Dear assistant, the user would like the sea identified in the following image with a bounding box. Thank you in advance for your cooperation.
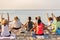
[0,9,60,25]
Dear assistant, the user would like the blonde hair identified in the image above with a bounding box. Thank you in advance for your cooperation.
[37,16,41,20]
[1,19,8,26]
[14,16,19,21]
[14,16,18,21]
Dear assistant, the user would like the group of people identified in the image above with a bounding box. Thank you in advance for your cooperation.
[0,13,22,37]
[0,13,60,38]
[46,13,60,34]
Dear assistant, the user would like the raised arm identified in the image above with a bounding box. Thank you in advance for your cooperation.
[7,13,9,25]
[51,13,57,21]
[1,13,3,21]
[24,21,28,28]
[46,13,50,22]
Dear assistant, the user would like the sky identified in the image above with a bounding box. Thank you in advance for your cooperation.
[0,0,60,9]
[0,0,60,24]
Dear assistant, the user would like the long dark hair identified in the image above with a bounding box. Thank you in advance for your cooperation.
[38,16,41,25]
[38,19,41,25]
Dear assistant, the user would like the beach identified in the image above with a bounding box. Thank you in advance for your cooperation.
[0,10,60,40]
[0,0,60,40]
[15,30,60,40]
[10,27,60,40]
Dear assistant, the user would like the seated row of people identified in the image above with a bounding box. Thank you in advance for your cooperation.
[0,13,60,37]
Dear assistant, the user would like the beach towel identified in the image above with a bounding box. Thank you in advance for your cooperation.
[0,33,16,40]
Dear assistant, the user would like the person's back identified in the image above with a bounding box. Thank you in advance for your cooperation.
[55,21,60,34]
[27,21,33,31]
[51,16,59,33]
[31,16,50,38]
[56,16,60,28]
[56,21,60,28]
[1,19,10,37]
[1,25,10,37]
[12,16,22,29]
[25,16,34,31]
[12,20,22,28]
[35,16,44,35]
[36,22,44,35]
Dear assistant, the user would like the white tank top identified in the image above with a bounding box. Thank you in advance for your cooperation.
[1,25,10,37]
[12,20,22,28]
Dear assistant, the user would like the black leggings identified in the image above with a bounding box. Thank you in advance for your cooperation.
[12,27,21,30]
[35,34,44,36]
